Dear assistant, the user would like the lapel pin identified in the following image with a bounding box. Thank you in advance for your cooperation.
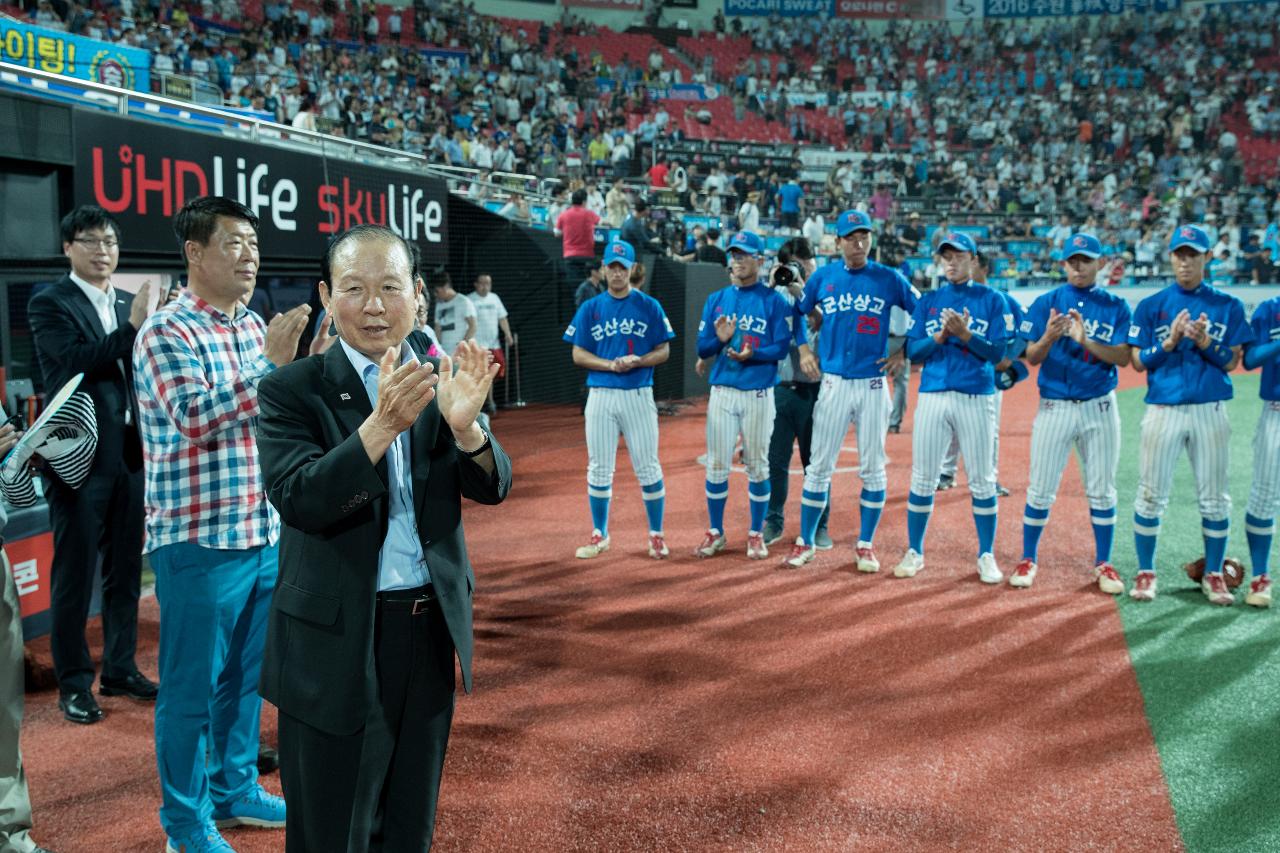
[340,393,351,401]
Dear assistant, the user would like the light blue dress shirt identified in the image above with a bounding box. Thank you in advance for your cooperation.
[339,340,430,592]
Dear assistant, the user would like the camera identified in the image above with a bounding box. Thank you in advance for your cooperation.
[772,261,806,288]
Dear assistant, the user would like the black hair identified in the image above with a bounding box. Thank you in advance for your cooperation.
[428,268,452,290]
[975,251,990,271]
[60,205,121,245]
[173,196,259,267]
[706,227,721,242]
[777,236,815,264]
[633,198,649,212]
[321,224,418,284]
[571,188,588,205]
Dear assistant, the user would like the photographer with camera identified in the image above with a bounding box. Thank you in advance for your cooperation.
[762,238,826,549]
[620,198,668,257]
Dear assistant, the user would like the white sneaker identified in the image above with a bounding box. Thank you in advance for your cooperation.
[647,533,669,560]
[575,530,610,559]
[977,553,1003,584]
[1246,576,1272,608]
[855,542,880,573]
[746,532,768,560]
[893,549,924,578]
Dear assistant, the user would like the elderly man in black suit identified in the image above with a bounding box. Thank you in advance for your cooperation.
[256,224,512,852]
[27,205,160,725]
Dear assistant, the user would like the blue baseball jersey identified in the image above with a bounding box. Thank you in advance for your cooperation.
[697,282,793,391]
[1000,290,1028,359]
[1019,283,1133,400]
[907,281,1013,395]
[798,260,917,379]
[1126,283,1252,405]
[1249,295,1280,401]
[564,289,675,389]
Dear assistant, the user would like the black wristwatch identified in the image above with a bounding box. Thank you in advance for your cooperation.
[457,431,491,458]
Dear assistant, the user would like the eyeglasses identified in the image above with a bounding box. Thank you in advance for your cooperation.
[73,237,120,250]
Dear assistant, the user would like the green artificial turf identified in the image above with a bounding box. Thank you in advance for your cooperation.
[1111,373,1280,853]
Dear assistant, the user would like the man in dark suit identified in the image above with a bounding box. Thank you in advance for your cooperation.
[27,205,159,724]
[257,224,512,852]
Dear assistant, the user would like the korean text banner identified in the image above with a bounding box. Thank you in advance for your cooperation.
[834,0,945,17]
[725,0,835,16]
[73,111,449,265]
[983,0,1178,16]
[0,17,151,90]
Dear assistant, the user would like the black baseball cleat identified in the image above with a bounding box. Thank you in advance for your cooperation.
[937,474,955,491]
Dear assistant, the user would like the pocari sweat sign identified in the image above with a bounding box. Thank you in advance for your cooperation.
[725,0,835,15]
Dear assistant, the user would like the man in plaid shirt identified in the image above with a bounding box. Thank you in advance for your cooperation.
[133,196,310,853]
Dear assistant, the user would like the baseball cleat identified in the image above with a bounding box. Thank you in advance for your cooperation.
[814,529,834,550]
[893,549,924,578]
[1246,576,1272,608]
[575,531,610,559]
[695,529,727,558]
[783,538,815,568]
[1009,558,1037,588]
[1095,562,1124,595]
[937,474,955,491]
[995,483,1010,498]
[977,553,1003,584]
[1201,573,1234,606]
[647,533,669,560]
[1129,571,1157,601]
[855,544,880,573]
[746,532,769,560]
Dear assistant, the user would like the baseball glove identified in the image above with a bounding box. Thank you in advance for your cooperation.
[1183,556,1246,589]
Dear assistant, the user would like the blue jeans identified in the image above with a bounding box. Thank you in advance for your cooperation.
[151,542,278,838]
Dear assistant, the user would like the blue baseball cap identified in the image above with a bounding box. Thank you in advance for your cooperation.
[602,240,635,269]
[1169,224,1211,254]
[937,231,977,255]
[995,360,1030,392]
[836,209,874,237]
[1063,232,1103,259]
[728,230,764,257]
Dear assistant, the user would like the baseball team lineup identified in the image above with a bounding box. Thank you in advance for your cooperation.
[563,213,1280,609]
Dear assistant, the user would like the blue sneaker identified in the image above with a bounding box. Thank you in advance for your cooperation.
[212,785,286,829]
[165,823,235,852]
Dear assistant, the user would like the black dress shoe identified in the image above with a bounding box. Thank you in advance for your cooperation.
[100,671,159,701]
[58,690,105,724]
[258,746,280,774]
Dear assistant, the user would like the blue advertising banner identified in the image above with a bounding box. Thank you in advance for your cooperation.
[983,0,1178,16]
[0,17,151,90]
[725,0,835,16]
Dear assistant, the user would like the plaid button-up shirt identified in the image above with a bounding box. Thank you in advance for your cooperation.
[133,290,280,553]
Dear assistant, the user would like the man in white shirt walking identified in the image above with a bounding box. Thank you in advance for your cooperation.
[431,270,476,357]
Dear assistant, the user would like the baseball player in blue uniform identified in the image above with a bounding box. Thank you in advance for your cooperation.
[1014,233,1133,591]
[696,230,794,560]
[784,210,918,570]
[897,231,1013,584]
[937,252,1025,496]
[564,240,676,560]
[1242,293,1280,607]
[1127,224,1253,605]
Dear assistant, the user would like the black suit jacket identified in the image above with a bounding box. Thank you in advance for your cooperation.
[256,342,512,736]
[27,275,141,477]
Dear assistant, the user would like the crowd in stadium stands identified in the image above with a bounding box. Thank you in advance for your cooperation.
[16,0,1280,283]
